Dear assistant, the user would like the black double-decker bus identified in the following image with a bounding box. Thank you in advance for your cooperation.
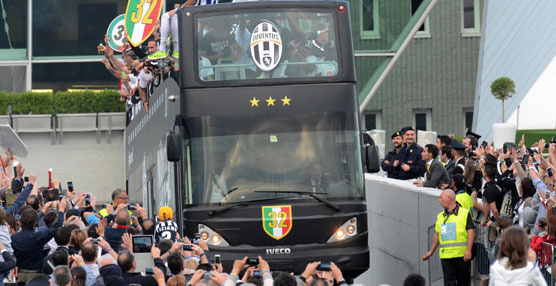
[158,0,367,280]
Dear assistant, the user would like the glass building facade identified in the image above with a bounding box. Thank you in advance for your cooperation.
[0,0,208,92]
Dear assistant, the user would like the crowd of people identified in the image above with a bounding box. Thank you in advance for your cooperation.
[101,0,339,125]
[0,150,354,286]
[381,126,556,285]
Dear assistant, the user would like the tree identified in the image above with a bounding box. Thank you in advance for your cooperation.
[490,77,515,123]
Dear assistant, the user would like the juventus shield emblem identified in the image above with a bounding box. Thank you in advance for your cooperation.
[250,21,283,72]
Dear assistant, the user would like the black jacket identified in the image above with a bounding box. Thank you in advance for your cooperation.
[381,149,401,179]
[0,251,16,274]
[100,264,128,286]
[11,211,64,271]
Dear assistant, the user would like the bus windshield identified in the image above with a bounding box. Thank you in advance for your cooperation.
[187,130,363,206]
[197,10,338,81]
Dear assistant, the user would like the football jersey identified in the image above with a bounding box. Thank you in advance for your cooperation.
[154,220,179,242]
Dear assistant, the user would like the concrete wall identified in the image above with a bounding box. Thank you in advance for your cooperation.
[13,129,125,204]
[355,174,444,286]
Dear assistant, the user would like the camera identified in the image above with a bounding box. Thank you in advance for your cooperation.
[128,204,136,211]
[253,270,261,277]
[317,263,331,271]
[58,194,64,201]
[247,257,258,265]
[85,194,91,206]
[24,176,29,182]
[145,268,154,275]
[158,59,171,68]
[203,271,211,279]
[92,238,99,244]
[182,244,193,251]
[214,254,221,264]
[67,182,73,192]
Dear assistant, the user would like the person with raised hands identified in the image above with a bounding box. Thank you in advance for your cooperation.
[12,196,66,283]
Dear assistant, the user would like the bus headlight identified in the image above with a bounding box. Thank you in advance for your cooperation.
[211,234,222,245]
[327,217,357,243]
[198,224,230,247]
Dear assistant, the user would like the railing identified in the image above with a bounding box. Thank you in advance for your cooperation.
[471,223,491,280]
[0,113,125,144]
[540,242,555,286]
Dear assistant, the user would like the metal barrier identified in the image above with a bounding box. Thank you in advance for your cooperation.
[427,225,443,285]
[471,223,491,280]
[539,242,555,286]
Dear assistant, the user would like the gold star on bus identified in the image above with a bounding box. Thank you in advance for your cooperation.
[281,96,291,106]
[250,97,260,107]
[266,96,276,106]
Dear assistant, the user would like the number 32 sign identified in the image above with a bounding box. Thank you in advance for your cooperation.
[107,14,126,52]
[125,0,163,47]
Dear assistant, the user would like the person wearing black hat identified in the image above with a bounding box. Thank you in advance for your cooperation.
[451,174,473,211]
[381,131,403,179]
[399,127,425,180]
[451,140,467,175]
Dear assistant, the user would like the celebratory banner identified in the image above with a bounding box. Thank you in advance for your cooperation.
[107,14,126,52]
[125,0,163,47]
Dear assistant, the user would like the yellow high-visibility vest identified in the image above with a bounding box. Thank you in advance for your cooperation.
[435,206,470,259]
[455,190,473,212]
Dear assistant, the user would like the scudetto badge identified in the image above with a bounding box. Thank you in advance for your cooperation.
[250,21,283,72]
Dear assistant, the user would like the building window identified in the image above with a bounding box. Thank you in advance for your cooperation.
[0,0,28,60]
[32,1,121,57]
[360,0,380,39]
[461,0,481,36]
[464,109,473,134]
[364,112,382,130]
[413,109,431,131]
[411,0,430,38]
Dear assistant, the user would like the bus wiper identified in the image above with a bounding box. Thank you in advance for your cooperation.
[208,196,292,216]
[226,187,239,195]
[255,190,342,212]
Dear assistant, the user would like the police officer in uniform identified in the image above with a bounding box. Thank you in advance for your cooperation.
[398,127,425,180]
[423,189,475,286]
[451,139,467,175]
[381,131,403,178]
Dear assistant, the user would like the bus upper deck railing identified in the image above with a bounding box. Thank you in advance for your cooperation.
[202,60,339,80]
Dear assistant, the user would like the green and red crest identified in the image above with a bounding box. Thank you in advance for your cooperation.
[262,205,292,240]
[125,0,163,47]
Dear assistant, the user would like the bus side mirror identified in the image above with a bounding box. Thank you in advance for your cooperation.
[365,145,380,173]
[167,133,182,162]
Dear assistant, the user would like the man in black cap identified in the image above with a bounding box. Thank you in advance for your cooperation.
[381,131,403,179]
[399,127,425,180]
[451,140,467,175]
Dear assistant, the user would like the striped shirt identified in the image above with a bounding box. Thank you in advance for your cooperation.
[154,220,179,242]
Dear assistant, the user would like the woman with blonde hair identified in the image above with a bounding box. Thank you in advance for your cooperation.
[489,226,545,285]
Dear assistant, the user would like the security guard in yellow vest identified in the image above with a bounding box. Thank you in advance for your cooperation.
[423,189,475,286]
[451,174,474,212]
